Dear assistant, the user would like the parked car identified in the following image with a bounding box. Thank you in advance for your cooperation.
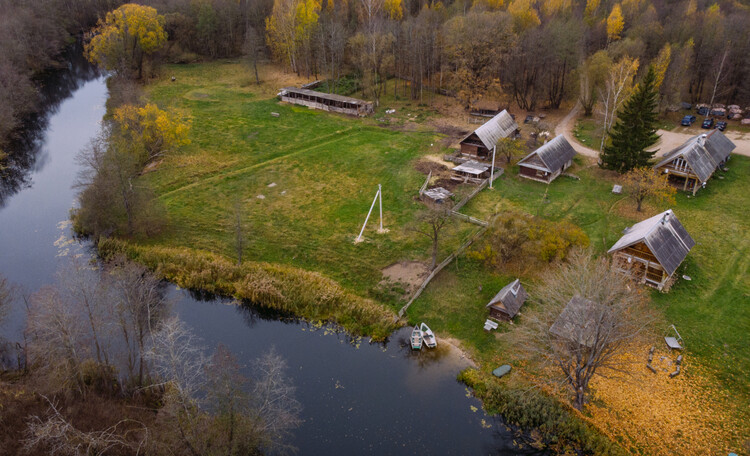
[702,118,714,129]
[710,108,726,117]
[715,121,727,131]
[681,115,697,126]
[697,106,709,116]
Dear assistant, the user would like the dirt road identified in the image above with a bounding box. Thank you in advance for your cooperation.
[556,103,750,158]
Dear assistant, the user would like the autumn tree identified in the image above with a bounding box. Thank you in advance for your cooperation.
[496,137,525,164]
[85,4,168,79]
[507,0,540,33]
[266,0,322,75]
[623,167,676,212]
[113,103,191,162]
[597,56,639,153]
[515,249,655,411]
[602,66,660,173]
[606,3,624,44]
[411,207,453,270]
[579,50,612,117]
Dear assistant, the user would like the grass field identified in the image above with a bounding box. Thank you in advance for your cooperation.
[139,61,476,308]
[131,61,749,453]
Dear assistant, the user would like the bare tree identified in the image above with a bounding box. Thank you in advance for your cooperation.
[515,250,655,411]
[411,207,453,270]
[0,274,11,327]
[597,57,638,153]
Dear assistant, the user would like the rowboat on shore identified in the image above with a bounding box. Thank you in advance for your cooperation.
[420,322,437,348]
[411,325,423,350]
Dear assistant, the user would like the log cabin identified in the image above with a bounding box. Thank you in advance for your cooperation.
[652,130,735,195]
[459,110,519,161]
[486,279,528,321]
[607,209,694,291]
[278,87,374,116]
[518,135,577,184]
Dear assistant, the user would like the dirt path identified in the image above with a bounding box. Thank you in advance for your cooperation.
[555,102,601,158]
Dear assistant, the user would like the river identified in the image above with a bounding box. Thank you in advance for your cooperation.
[0,51,541,455]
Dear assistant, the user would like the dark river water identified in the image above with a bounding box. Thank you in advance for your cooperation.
[0,51,541,455]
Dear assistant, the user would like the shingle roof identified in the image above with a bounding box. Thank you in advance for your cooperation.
[549,296,598,347]
[607,209,695,276]
[486,279,528,318]
[519,135,577,173]
[280,87,372,106]
[463,110,518,150]
[654,131,735,182]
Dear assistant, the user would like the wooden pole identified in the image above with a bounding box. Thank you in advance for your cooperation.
[356,187,381,243]
[378,184,383,232]
[490,145,496,188]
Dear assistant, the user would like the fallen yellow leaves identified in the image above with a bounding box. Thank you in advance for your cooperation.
[585,345,748,455]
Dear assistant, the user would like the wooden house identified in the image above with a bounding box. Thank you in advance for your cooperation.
[653,130,735,195]
[451,160,491,184]
[459,110,519,161]
[607,209,694,290]
[518,135,577,184]
[278,87,374,117]
[486,279,528,321]
[549,295,598,347]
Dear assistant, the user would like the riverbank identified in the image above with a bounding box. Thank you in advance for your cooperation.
[95,60,749,455]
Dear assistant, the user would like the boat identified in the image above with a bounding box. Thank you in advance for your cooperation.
[420,322,437,348]
[410,325,423,350]
[492,364,512,378]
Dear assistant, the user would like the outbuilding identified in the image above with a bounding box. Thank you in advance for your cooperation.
[607,209,694,290]
[486,279,528,321]
[653,130,735,195]
[451,160,491,184]
[278,87,374,116]
[517,135,577,184]
[459,110,519,161]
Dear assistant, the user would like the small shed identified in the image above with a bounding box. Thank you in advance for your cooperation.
[549,295,598,347]
[278,87,374,117]
[653,130,735,195]
[451,160,491,184]
[608,209,695,290]
[470,100,502,118]
[459,110,519,161]
[422,187,454,204]
[486,279,528,321]
[518,135,577,184]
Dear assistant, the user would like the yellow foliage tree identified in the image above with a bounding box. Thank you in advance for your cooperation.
[652,43,671,89]
[622,167,676,212]
[267,0,321,73]
[472,0,504,10]
[541,0,571,17]
[113,103,191,161]
[508,0,540,32]
[606,3,624,42]
[584,0,600,24]
[384,0,403,20]
[85,4,167,79]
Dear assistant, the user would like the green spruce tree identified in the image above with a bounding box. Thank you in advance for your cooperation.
[601,65,661,173]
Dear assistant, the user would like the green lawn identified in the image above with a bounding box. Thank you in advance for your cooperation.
[139,61,475,307]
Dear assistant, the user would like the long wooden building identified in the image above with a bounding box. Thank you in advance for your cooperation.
[607,209,694,290]
[653,130,735,195]
[278,87,374,117]
[486,279,528,321]
[517,135,577,184]
[459,110,519,161]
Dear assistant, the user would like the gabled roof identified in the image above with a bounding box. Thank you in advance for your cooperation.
[654,130,735,182]
[549,295,598,347]
[607,209,695,276]
[519,135,577,173]
[452,160,490,175]
[461,110,518,150]
[280,87,372,106]
[486,279,528,318]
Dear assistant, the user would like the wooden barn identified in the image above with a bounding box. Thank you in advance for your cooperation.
[608,209,694,290]
[653,130,735,195]
[451,160,491,184]
[459,110,519,161]
[549,295,598,347]
[486,279,528,321]
[518,135,577,184]
[278,87,374,117]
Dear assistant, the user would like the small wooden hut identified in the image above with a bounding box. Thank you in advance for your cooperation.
[421,187,454,205]
[451,160,491,184]
[607,209,694,290]
[653,130,735,195]
[549,295,598,347]
[459,110,519,161]
[470,100,502,118]
[518,135,577,184]
[278,87,374,116]
[486,279,528,321]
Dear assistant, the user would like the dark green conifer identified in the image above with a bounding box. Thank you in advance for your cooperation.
[601,65,660,173]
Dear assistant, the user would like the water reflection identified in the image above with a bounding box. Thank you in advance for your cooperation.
[0,43,99,208]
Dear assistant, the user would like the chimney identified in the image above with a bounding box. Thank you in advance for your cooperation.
[661,211,670,225]
[697,134,707,147]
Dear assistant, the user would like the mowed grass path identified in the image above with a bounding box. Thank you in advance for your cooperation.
[139,62,475,304]
[411,157,750,402]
